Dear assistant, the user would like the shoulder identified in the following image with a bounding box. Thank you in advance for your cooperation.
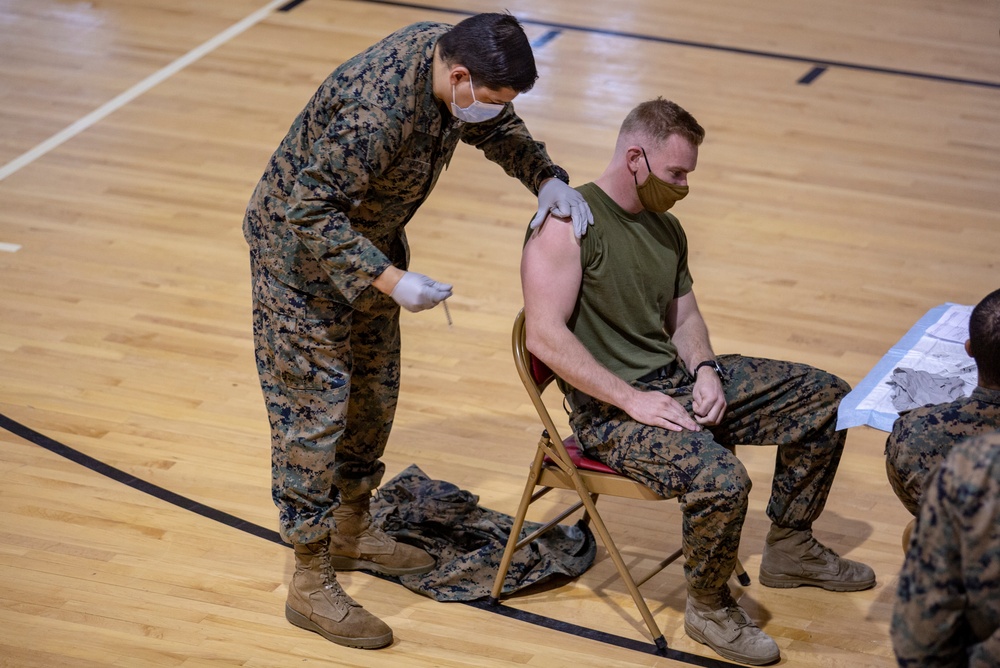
[385,22,450,42]
[334,23,441,85]
[662,210,686,235]
[896,395,981,426]
[943,431,1000,477]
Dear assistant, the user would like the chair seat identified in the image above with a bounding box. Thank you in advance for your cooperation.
[544,435,618,474]
[541,436,664,500]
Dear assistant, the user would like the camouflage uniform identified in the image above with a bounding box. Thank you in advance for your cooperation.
[891,430,1000,667]
[884,386,1000,516]
[245,22,566,544]
[569,355,849,592]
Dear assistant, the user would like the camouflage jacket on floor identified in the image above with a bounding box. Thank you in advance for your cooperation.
[371,464,595,601]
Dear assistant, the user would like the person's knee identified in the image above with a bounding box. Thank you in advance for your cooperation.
[689,454,751,513]
[814,371,850,402]
[724,460,752,508]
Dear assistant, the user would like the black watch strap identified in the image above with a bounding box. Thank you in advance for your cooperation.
[535,164,570,192]
[694,359,724,380]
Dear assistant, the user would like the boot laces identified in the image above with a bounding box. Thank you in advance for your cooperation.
[319,548,359,607]
[720,590,755,629]
[802,531,839,563]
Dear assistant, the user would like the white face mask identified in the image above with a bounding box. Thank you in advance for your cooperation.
[450,76,505,123]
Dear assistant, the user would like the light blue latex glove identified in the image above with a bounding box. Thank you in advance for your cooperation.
[529,177,594,238]
[390,271,453,312]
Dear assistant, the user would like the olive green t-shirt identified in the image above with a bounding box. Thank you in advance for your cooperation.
[550,182,693,384]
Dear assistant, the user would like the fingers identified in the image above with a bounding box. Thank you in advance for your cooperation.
[548,202,571,218]
[391,272,453,312]
[418,275,452,308]
[572,201,594,238]
[692,386,727,426]
[628,389,704,432]
[427,281,452,304]
[665,413,701,432]
[528,208,546,230]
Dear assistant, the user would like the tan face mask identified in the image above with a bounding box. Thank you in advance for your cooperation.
[634,147,689,212]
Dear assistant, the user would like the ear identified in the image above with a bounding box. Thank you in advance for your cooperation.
[448,65,470,86]
[625,146,644,173]
[965,339,973,356]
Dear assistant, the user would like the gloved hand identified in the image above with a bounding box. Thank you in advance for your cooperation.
[529,177,594,238]
[390,271,453,313]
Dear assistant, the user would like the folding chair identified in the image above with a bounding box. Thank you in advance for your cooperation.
[489,309,748,653]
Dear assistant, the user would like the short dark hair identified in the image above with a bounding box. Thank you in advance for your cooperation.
[436,12,538,92]
[969,288,1000,386]
[620,97,705,147]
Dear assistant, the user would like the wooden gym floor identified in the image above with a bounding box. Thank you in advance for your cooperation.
[0,0,998,665]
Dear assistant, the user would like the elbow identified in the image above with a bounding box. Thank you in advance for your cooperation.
[523,322,551,364]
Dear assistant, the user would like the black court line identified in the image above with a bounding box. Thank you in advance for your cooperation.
[0,413,284,545]
[327,0,1000,91]
[798,65,829,85]
[530,29,562,50]
[278,0,310,11]
[0,411,740,667]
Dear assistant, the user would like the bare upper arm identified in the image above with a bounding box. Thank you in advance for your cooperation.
[520,213,583,339]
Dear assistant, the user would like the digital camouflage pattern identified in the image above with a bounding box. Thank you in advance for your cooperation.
[252,257,400,544]
[244,21,565,303]
[567,353,849,592]
[885,386,1000,516]
[245,22,566,544]
[892,430,1000,667]
[370,464,596,601]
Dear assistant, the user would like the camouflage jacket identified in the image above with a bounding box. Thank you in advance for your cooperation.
[243,22,566,304]
[892,431,1000,666]
[885,386,1000,513]
[370,464,595,602]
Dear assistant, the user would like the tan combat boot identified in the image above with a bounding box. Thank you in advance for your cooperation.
[685,586,780,665]
[285,539,394,649]
[329,493,435,576]
[759,525,876,591]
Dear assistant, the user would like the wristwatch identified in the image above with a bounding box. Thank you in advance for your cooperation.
[535,164,570,191]
[694,359,724,381]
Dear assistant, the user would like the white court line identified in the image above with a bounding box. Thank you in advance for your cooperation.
[0,0,289,182]
[0,242,22,253]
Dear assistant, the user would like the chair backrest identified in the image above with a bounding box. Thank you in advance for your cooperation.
[512,309,624,476]
[513,310,556,386]
[513,308,666,484]
[511,309,566,444]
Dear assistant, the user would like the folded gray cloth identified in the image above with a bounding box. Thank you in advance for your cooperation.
[370,464,596,602]
[889,367,966,412]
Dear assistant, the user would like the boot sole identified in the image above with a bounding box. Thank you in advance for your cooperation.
[684,620,780,665]
[285,605,393,649]
[758,569,876,592]
[330,555,435,577]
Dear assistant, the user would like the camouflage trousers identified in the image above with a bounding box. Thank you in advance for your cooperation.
[251,255,401,545]
[568,354,850,591]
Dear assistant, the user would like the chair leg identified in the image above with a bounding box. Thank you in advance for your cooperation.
[734,558,751,586]
[571,478,666,650]
[490,444,549,604]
